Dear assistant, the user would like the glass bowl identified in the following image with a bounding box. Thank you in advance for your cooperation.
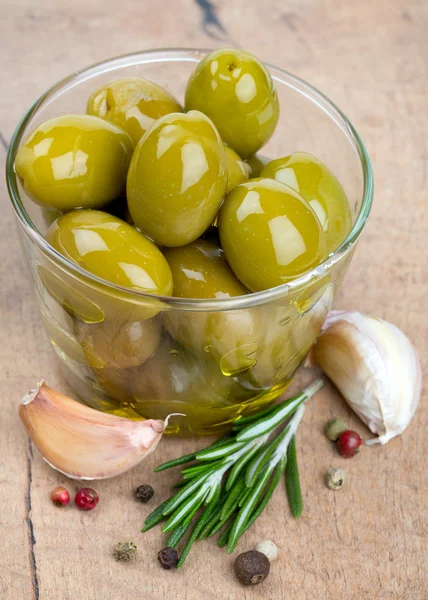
[6,48,373,435]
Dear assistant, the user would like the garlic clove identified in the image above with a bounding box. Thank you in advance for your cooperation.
[311,311,421,445]
[19,381,174,479]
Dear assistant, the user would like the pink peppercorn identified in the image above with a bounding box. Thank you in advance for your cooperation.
[50,486,70,507]
[75,488,99,510]
[337,430,362,458]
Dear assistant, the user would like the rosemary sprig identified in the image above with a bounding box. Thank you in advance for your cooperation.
[285,434,303,518]
[142,379,323,566]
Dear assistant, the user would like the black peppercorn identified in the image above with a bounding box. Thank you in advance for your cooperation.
[158,547,178,569]
[234,550,270,585]
[136,484,154,503]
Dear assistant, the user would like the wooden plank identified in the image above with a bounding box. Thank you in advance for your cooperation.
[0,0,427,598]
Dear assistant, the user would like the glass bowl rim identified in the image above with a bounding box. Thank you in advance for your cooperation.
[6,47,374,311]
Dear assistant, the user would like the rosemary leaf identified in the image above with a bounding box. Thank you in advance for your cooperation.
[218,500,240,531]
[154,433,234,472]
[285,434,302,518]
[166,501,201,548]
[196,440,246,461]
[204,480,221,505]
[226,457,287,552]
[225,439,264,491]
[245,426,289,487]
[166,521,189,549]
[181,459,225,480]
[236,380,323,442]
[227,456,288,551]
[176,501,218,568]
[162,486,209,533]
[221,477,246,520]
[154,451,198,473]
[238,484,253,507]
[173,480,187,489]
[198,490,228,537]
[227,464,275,553]
[218,520,234,547]
[162,471,212,516]
[198,510,222,539]
[231,401,282,429]
[181,463,214,477]
[243,455,287,533]
[209,512,236,537]
[141,499,171,532]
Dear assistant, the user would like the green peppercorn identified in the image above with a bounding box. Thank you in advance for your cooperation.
[113,541,137,561]
[324,417,347,441]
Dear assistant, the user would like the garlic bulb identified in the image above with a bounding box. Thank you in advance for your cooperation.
[19,381,176,479]
[311,311,421,445]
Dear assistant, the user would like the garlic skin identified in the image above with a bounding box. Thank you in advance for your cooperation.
[311,311,421,445]
[19,381,172,479]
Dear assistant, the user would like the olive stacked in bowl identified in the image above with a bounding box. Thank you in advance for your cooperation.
[15,49,352,434]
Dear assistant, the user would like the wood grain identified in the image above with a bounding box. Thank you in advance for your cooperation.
[1,0,427,598]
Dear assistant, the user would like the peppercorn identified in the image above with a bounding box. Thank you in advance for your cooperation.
[234,550,270,585]
[136,484,155,503]
[50,486,70,507]
[325,468,346,490]
[337,430,362,458]
[255,540,278,563]
[324,417,347,442]
[114,541,137,562]
[75,487,99,510]
[158,547,178,569]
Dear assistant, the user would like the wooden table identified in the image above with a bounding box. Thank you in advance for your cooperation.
[1,1,427,598]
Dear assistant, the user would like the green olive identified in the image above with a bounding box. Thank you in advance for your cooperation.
[218,178,328,292]
[127,111,227,247]
[87,389,142,419]
[212,145,249,225]
[57,345,140,416]
[45,210,173,321]
[225,146,251,192]
[261,152,352,253]
[185,49,279,158]
[245,154,270,177]
[162,239,263,375]
[76,317,161,369]
[164,238,245,299]
[92,366,135,405]
[247,285,333,387]
[87,77,182,145]
[41,312,88,365]
[42,208,62,228]
[130,337,233,430]
[39,265,106,324]
[15,115,133,211]
[103,195,129,222]
[47,210,172,295]
[244,301,296,388]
